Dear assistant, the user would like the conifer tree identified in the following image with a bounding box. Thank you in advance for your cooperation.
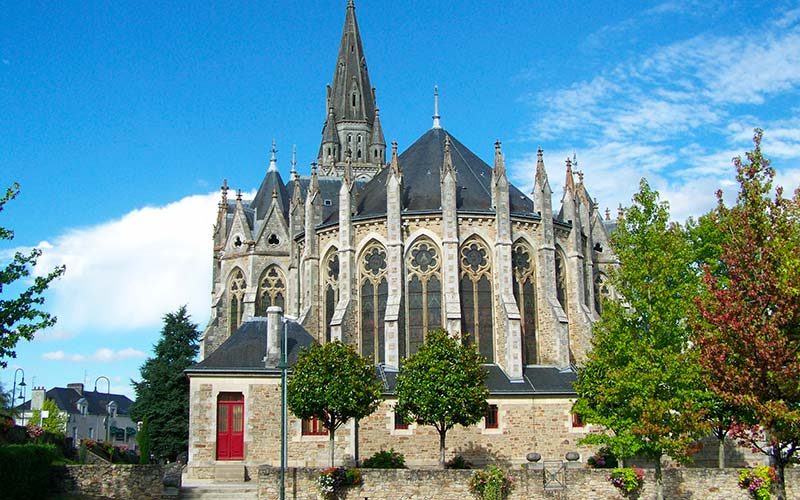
[694,129,800,498]
[130,306,199,461]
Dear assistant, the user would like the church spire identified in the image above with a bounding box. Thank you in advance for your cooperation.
[330,0,375,124]
[268,138,278,172]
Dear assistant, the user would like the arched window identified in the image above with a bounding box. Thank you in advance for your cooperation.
[582,235,591,307]
[323,250,339,343]
[228,269,246,335]
[512,242,537,365]
[554,248,568,314]
[594,272,611,314]
[405,238,442,356]
[256,266,285,316]
[360,242,388,363]
[460,238,494,362]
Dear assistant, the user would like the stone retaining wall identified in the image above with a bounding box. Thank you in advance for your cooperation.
[258,466,799,500]
[50,464,181,500]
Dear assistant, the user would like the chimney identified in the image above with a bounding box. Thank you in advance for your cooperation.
[32,387,46,411]
[67,383,84,395]
[265,306,284,367]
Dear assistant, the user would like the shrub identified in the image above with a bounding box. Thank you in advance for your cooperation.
[0,444,58,500]
[738,466,776,500]
[362,448,406,468]
[608,466,645,496]
[468,465,515,500]
[587,446,618,469]
[446,454,472,469]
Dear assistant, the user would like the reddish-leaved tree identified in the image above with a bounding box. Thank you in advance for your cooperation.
[694,129,800,498]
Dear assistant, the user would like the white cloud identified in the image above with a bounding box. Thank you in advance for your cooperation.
[513,5,800,222]
[31,192,220,334]
[41,347,146,363]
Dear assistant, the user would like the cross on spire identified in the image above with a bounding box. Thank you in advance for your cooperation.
[432,85,442,129]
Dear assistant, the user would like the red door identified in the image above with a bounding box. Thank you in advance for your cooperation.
[216,393,244,460]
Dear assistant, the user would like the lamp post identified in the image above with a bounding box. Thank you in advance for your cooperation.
[94,376,111,441]
[12,368,26,425]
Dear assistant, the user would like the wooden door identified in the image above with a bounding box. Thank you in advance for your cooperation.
[216,393,244,460]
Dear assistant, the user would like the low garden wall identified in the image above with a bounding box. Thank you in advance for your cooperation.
[50,463,182,500]
[258,466,799,500]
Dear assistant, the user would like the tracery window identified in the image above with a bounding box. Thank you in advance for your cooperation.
[582,235,591,307]
[459,238,494,362]
[228,269,246,335]
[323,250,339,343]
[512,242,537,365]
[360,242,388,363]
[554,248,568,314]
[594,272,611,314]
[256,266,285,316]
[405,238,442,356]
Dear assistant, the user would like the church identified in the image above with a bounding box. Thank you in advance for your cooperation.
[186,0,618,478]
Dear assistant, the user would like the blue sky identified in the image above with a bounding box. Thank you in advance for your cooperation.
[2,0,799,399]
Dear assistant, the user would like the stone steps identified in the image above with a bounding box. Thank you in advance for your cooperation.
[180,483,258,500]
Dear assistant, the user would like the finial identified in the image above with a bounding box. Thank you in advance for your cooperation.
[605,207,611,220]
[236,189,242,201]
[537,147,543,161]
[432,85,442,129]
[577,171,584,184]
[618,203,624,220]
[268,139,278,172]
[390,140,400,175]
[494,139,505,177]
[573,152,578,170]
[311,161,318,175]
[347,0,355,8]
[564,158,575,192]
[221,179,229,197]
[593,197,599,214]
[290,144,298,180]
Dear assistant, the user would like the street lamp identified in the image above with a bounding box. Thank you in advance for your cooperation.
[12,368,26,426]
[94,376,111,441]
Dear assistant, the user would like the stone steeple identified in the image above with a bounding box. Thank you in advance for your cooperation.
[319,0,384,179]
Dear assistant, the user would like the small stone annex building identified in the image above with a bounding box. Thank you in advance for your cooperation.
[186,1,620,478]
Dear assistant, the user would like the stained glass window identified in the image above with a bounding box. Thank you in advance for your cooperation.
[360,243,388,363]
[460,239,494,362]
[256,266,286,316]
[512,243,537,364]
[228,269,246,335]
[405,239,443,356]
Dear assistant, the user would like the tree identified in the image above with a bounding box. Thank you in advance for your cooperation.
[130,305,199,461]
[287,340,382,467]
[1,183,65,367]
[30,399,67,436]
[395,329,489,468]
[694,129,800,498]
[574,180,709,500]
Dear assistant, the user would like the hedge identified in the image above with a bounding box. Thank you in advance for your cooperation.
[0,444,59,500]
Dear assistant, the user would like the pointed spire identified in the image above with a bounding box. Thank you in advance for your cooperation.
[371,106,385,146]
[493,139,506,177]
[310,162,320,194]
[268,138,278,172]
[534,147,547,184]
[442,135,455,179]
[432,85,442,129]
[290,144,298,181]
[291,173,302,206]
[330,0,375,123]
[564,157,575,193]
[220,178,229,206]
[390,140,401,176]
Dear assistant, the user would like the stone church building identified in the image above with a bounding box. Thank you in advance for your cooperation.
[187,1,619,478]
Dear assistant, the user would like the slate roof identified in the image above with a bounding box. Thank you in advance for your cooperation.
[357,128,535,217]
[251,169,290,221]
[19,387,133,416]
[187,317,316,374]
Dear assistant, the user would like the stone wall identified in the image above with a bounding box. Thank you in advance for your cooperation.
[258,466,799,500]
[50,464,179,500]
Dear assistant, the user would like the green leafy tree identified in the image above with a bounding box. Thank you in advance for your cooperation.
[694,129,800,498]
[287,340,382,467]
[30,399,67,436]
[574,180,708,500]
[130,306,199,461]
[1,183,65,367]
[395,329,489,468]
[137,418,151,464]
